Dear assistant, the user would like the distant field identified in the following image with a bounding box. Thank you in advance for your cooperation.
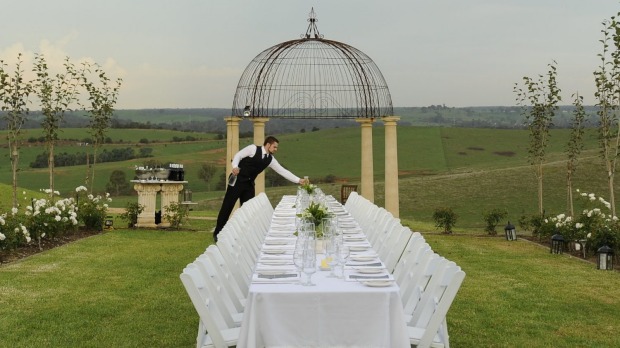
[3,128,217,143]
[0,126,614,231]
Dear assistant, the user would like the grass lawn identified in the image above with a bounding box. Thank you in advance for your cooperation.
[2,224,619,347]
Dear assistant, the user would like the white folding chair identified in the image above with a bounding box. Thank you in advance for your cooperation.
[401,254,447,315]
[343,191,361,213]
[180,265,240,348]
[382,226,413,273]
[214,236,252,295]
[407,265,466,348]
[193,257,244,327]
[204,245,248,307]
[368,209,398,248]
[392,239,431,286]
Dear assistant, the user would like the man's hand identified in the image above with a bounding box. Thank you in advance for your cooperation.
[232,167,240,175]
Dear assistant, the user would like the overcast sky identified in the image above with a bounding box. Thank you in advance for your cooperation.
[1,0,619,109]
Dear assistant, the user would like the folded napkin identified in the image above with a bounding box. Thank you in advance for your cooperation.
[346,261,383,267]
[256,255,293,265]
[252,272,299,283]
[348,274,390,279]
[259,254,291,260]
[349,252,379,258]
[268,233,295,239]
[344,242,372,248]
[270,222,296,228]
[271,218,295,225]
[264,238,295,246]
[347,274,393,280]
[263,244,295,251]
[255,264,297,272]
[341,228,363,234]
[343,236,366,242]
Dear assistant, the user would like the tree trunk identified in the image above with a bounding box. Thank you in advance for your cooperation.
[85,151,90,189]
[608,168,616,216]
[537,163,544,215]
[567,167,574,217]
[90,145,99,194]
[11,147,19,208]
[48,143,55,202]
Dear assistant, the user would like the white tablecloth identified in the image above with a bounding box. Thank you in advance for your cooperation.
[237,196,409,348]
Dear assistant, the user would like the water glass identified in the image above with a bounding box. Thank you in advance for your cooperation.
[293,241,305,284]
[302,246,317,286]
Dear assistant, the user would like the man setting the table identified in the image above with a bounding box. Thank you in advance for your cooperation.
[213,135,308,242]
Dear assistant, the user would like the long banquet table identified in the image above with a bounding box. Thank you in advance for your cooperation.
[237,195,409,348]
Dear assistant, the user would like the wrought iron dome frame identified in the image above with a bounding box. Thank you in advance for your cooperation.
[231,9,393,119]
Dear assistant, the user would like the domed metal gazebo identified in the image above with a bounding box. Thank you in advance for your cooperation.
[224,9,400,216]
[231,10,393,119]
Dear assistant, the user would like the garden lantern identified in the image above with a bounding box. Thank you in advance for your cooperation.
[104,216,114,229]
[183,189,193,202]
[597,245,614,270]
[550,234,564,254]
[504,221,517,241]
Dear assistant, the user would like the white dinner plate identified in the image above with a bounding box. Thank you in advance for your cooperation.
[344,237,365,242]
[265,240,291,245]
[349,246,369,252]
[362,280,394,287]
[355,267,384,274]
[351,255,377,262]
[263,250,286,255]
[260,260,291,265]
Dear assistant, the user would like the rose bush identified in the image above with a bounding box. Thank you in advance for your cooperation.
[0,186,110,261]
[536,189,620,256]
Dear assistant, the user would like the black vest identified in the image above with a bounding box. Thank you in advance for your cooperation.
[238,145,272,182]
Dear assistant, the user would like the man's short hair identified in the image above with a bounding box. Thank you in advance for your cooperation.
[264,136,279,145]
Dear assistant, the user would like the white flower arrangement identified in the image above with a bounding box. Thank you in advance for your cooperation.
[300,182,318,195]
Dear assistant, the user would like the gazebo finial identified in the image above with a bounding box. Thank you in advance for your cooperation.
[304,7,323,39]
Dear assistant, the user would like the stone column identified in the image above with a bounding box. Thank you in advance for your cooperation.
[134,182,160,228]
[383,116,400,218]
[355,118,375,203]
[251,117,270,195]
[224,117,242,175]
[225,116,242,211]
[160,182,185,227]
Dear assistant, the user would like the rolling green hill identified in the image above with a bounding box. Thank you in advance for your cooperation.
[0,126,615,232]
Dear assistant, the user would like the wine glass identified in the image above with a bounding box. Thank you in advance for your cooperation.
[336,245,350,279]
[302,244,317,286]
[326,241,340,278]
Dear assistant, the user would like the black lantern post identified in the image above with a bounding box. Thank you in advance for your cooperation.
[550,234,564,254]
[597,245,614,270]
[104,216,114,229]
[504,221,517,241]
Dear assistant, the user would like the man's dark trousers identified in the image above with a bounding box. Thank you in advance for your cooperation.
[214,178,255,240]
